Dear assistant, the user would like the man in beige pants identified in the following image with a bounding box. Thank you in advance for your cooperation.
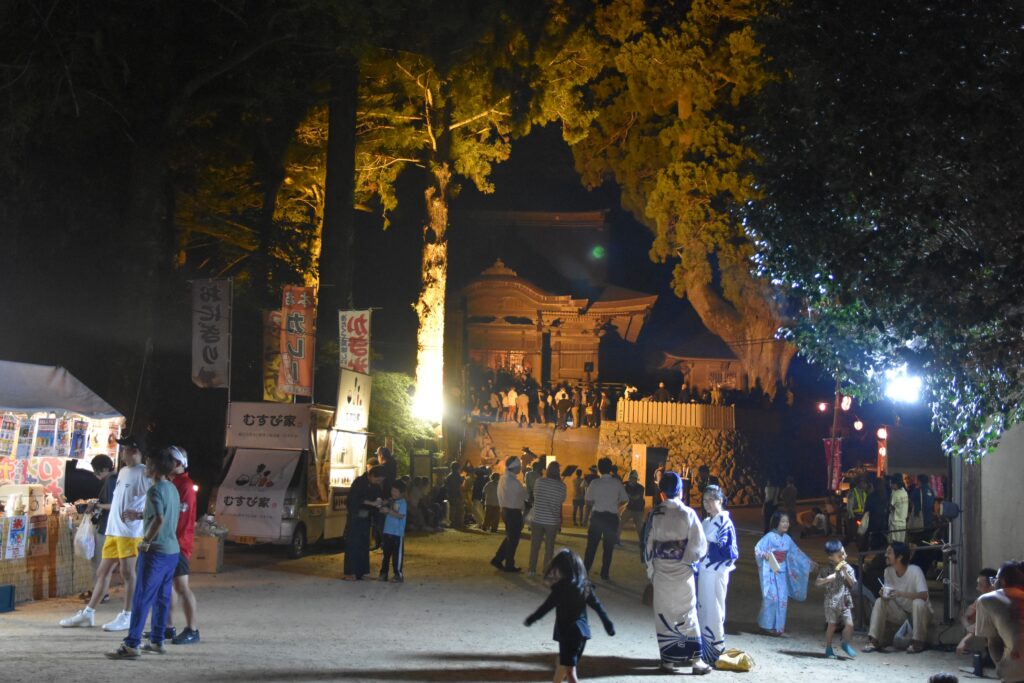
[865,541,931,653]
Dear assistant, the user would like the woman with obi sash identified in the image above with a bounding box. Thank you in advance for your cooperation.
[755,510,817,636]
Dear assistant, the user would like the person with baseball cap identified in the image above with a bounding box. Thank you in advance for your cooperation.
[160,446,200,644]
[61,433,150,632]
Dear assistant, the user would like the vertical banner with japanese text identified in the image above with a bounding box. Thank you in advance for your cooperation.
[279,285,316,397]
[338,310,371,374]
[191,278,232,388]
[262,310,293,403]
[823,438,843,491]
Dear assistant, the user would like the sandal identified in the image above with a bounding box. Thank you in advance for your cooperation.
[906,643,927,654]
[862,640,884,653]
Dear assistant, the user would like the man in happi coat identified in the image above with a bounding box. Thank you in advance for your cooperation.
[642,471,711,675]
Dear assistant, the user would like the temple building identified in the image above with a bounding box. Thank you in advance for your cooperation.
[448,259,657,384]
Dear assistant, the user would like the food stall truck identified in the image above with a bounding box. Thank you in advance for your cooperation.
[0,360,124,603]
[211,378,369,558]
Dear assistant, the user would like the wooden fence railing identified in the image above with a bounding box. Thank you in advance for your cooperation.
[614,401,736,429]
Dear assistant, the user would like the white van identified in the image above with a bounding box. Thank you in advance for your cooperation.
[209,402,367,558]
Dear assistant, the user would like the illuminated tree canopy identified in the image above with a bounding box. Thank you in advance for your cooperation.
[742,0,1024,459]
[540,0,795,395]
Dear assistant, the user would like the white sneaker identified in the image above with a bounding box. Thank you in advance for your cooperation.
[59,608,95,628]
[102,610,132,632]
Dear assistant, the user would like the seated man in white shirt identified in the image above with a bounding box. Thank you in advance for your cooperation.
[975,560,1024,683]
[865,541,932,653]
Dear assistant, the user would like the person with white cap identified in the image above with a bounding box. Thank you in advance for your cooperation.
[166,446,200,644]
[60,433,151,631]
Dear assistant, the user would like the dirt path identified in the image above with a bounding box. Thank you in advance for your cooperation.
[0,511,971,682]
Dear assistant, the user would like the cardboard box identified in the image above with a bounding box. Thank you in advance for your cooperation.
[191,535,223,573]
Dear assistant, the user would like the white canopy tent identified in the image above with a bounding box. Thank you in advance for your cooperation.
[0,360,122,420]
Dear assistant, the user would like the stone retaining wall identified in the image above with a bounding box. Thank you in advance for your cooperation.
[598,422,762,505]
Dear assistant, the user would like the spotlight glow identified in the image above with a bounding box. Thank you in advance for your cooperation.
[817,402,829,413]
[840,395,853,411]
[884,366,922,403]
[876,426,888,440]
[853,419,864,431]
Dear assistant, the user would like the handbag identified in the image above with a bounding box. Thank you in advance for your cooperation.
[857,510,870,536]
[716,649,755,672]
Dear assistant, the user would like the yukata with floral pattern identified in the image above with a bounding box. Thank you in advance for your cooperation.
[697,508,739,664]
[754,529,813,634]
[643,493,708,667]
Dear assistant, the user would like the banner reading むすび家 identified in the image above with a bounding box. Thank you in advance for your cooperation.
[278,285,316,397]
[214,448,301,538]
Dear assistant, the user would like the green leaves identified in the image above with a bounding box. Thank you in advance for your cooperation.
[744,0,1024,460]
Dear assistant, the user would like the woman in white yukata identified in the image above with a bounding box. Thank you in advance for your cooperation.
[696,484,739,666]
[643,471,711,675]
[755,510,816,636]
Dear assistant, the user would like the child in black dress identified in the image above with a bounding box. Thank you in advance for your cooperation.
[524,548,615,683]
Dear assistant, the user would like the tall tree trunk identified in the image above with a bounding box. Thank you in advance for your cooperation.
[412,163,451,422]
[121,135,170,431]
[684,266,796,396]
[315,58,358,404]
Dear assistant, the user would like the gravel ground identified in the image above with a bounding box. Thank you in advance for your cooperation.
[0,508,972,682]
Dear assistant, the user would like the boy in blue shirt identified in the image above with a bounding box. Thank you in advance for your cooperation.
[379,481,408,583]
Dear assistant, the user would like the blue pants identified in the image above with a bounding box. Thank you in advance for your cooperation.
[125,550,178,647]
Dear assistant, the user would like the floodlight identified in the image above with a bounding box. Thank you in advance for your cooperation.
[884,366,922,403]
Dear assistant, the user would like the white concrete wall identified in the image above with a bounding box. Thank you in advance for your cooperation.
[980,423,1024,569]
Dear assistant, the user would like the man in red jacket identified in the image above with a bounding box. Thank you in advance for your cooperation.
[167,446,200,644]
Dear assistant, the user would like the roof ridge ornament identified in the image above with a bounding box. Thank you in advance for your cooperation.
[482,259,517,277]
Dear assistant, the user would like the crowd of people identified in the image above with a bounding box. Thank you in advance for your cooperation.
[462,365,800,433]
[58,433,201,659]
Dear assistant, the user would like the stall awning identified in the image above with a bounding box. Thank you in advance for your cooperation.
[0,361,123,420]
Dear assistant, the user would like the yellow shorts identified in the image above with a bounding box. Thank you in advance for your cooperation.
[101,536,142,560]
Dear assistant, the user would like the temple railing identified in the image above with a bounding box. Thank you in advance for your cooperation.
[614,400,736,429]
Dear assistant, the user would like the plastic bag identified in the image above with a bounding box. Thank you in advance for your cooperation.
[716,649,755,672]
[892,619,913,650]
[74,516,95,560]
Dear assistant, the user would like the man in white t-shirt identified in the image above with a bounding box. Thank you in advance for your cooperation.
[60,434,151,632]
[975,561,1024,683]
[865,541,932,653]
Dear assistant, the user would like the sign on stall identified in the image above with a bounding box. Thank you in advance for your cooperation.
[334,369,370,432]
[4,515,27,560]
[225,403,311,451]
[0,457,66,497]
[214,449,301,538]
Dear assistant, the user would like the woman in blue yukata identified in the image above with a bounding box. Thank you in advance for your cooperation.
[696,484,739,665]
[643,471,711,675]
[754,510,817,636]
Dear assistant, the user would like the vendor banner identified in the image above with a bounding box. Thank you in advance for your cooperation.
[262,310,293,403]
[214,448,301,538]
[278,285,316,397]
[191,278,232,389]
[823,437,843,491]
[0,457,66,496]
[338,309,371,374]
[225,402,310,451]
